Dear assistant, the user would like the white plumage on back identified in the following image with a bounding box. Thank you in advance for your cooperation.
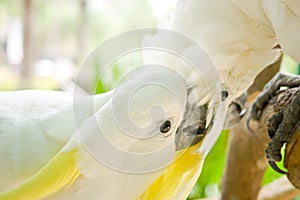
[170,0,284,99]
[262,0,300,62]
[0,90,74,190]
[0,90,112,196]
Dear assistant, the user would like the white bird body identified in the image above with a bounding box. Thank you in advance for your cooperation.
[168,0,300,101]
[0,68,193,199]
[0,90,119,199]
[0,90,75,190]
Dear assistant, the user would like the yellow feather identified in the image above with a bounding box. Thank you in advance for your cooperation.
[140,142,203,200]
[0,150,80,200]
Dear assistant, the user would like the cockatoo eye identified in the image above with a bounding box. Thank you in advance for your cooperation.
[160,120,172,134]
[221,90,229,101]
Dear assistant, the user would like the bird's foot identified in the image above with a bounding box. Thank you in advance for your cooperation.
[249,72,300,120]
[247,72,300,174]
[266,91,300,174]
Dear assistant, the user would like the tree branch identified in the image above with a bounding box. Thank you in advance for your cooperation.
[258,176,300,200]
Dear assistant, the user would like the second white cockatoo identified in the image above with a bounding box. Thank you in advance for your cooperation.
[144,0,300,174]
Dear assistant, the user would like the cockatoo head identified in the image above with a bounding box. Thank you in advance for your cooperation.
[140,28,229,157]
[101,65,189,153]
[110,64,224,160]
[75,64,225,173]
[74,29,227,173]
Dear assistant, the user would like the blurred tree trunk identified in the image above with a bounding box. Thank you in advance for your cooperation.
[21,0,33,88]
[77,0,87,64]
[76,0,96,92]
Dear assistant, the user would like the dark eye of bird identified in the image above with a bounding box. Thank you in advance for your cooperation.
[160,120,171,134]
[221,90,229,101]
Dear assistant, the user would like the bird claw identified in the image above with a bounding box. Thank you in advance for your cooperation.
[248,72,300,122]
[266,92,300,172]
[247,72,300,174]
[268,160,287,175]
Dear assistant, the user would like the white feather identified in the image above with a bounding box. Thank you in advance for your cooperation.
[0,90,111,192]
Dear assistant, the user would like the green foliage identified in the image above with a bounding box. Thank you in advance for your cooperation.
[0,0,21,16]
[94,51,144,94]
[281,55,300,75]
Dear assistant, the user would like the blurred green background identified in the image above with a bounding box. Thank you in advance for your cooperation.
[0,0,175,90]
[0,0,299,199]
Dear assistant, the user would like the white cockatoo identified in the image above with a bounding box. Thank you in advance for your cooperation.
[175,0,300,172]
[0,63,225,200]
[166,0,299,103]
[142,0,300,194]
[167,0,300,119]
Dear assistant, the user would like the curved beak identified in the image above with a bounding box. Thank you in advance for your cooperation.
[175,103,211,150]
[224,93,247,129]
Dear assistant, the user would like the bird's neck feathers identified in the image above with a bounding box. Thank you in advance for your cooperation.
[216,47,281,101]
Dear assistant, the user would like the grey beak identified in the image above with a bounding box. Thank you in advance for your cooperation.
[224,93,247,129]
[175,103,209,150]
